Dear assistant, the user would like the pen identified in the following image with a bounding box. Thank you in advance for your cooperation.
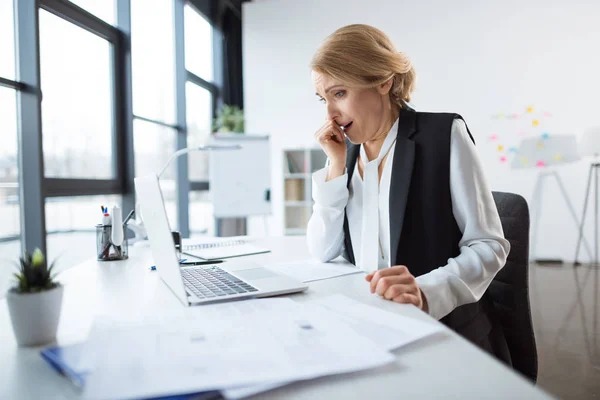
[149,258,189,271]
[122,208,135,227]
[181,260,224,266]
[149,259,223,271]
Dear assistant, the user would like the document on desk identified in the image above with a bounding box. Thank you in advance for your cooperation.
[221,294,444,400]
[182,236,270,260]
[264,258,363,283]
[82,298,395,400]
[308,294,443,350]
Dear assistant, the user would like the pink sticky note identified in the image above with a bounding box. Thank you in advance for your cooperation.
[543,111,552,117]
[500,156,507,163]
[490,134,498,141]
[536,160,546,167]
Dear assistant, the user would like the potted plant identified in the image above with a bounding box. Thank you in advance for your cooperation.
[213,104,245,133]
[6,249,63,347]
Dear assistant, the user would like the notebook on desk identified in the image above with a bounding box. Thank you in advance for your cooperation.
[40,343,221,400]
[182,238,271,261]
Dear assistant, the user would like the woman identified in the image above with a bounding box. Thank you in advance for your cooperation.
[307,24,511,360]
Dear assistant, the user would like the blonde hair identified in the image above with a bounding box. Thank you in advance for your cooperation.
[311,24,416,109]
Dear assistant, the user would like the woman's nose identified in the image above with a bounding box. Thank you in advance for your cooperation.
[326,103,340,122]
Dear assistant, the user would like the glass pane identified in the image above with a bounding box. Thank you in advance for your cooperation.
[186,82,212,181]
[69,0,116,25]
[131,0,176,124]
[0,0,16,79]
[133,119,178,229]
[45,195,121,272]
[184,4,213,81]
[39,10,114,179]
[0,87,21,296]
[189,190,214,237]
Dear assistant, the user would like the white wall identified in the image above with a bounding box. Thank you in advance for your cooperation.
[243,0,600,262]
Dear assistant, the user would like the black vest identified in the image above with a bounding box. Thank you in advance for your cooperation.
[342,108,494,344]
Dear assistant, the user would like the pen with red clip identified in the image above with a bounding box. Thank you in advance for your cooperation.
[99,206,112,258]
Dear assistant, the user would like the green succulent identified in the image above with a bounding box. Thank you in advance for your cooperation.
[13,248,59,293]
[212,104,245,133]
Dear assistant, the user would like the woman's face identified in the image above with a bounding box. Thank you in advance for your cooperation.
[312,70,393,144]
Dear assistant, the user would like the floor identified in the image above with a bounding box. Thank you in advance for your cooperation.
[531,262,600,399]
[1,235,599,399]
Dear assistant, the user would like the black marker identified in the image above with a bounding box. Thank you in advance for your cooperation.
[180,260,224,266]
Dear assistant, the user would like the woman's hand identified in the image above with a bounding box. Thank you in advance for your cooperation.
[365,265,429,312]
[314,120,347,179]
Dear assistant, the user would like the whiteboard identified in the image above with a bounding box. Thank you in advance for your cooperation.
[207,133,271,218]
[510,134,581,169]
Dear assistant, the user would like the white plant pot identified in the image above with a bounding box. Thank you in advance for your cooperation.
[6,285,64,347]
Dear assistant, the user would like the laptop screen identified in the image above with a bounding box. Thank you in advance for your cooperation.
[134,174,189,306]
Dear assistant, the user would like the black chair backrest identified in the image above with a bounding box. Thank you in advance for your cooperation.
[488,191,538,382]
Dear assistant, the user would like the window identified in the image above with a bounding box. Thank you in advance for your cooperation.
[131,0,180,230]
[189,190,214,236]
[68,0,116,25]
[131,0,176,123]
[184,3,218,237]
[0,0,15,80]
[186,82,212,181]
[133,119,178,229]
[184,4,213,81]
[0,87,20,259]
[39,10,114,179]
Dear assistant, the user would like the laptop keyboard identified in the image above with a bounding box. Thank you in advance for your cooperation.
[181,266,259,299]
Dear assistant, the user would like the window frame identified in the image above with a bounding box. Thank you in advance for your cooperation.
[13,0,134,254]
[185,1,220,191]
[9,0,238,252]
[39,0,128,198]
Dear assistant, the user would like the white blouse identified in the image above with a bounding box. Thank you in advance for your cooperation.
[306,118,510,320]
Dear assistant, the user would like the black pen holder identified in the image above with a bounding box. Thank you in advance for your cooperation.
[96,224,129,261]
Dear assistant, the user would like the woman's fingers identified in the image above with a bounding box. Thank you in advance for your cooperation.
[314,120,344,143]
[382,283,417,300]
[367,265,423,310]
[391,292,421,307]
[369,266,413,293]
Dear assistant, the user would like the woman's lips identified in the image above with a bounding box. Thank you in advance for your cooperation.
[341,121,353,131]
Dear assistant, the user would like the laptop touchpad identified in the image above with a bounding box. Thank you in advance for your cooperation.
[235,268,278,280]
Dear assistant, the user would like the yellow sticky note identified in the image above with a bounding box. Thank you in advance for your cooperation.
[554,154,563,161]
[526,106,534,113]
[521,157,528,164]
[497,145,504,152]
[532,119,539,127]
[536,141,544,149]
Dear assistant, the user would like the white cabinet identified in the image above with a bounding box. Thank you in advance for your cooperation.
[283,148,327,235]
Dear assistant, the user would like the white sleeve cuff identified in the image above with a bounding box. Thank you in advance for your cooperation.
[312,167,349,207]
[416,269,458,320]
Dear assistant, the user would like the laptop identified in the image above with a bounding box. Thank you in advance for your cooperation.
[135,174,308,306]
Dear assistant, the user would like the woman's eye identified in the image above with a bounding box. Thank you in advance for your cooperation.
[335,91,345,98]
[318,97,326,104]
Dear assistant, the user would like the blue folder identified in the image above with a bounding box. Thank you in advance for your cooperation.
[40,343,222,400]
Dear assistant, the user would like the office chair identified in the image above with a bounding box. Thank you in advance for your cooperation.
[487,191,538,382]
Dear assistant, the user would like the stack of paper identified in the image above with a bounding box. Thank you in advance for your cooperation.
[82,297,402,400]
[44,295,443,400]
[222,294,442,399]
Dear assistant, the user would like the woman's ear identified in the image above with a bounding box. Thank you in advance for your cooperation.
[378,76,394,96]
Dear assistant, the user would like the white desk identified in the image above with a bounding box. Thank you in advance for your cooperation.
[0,236,553,399]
